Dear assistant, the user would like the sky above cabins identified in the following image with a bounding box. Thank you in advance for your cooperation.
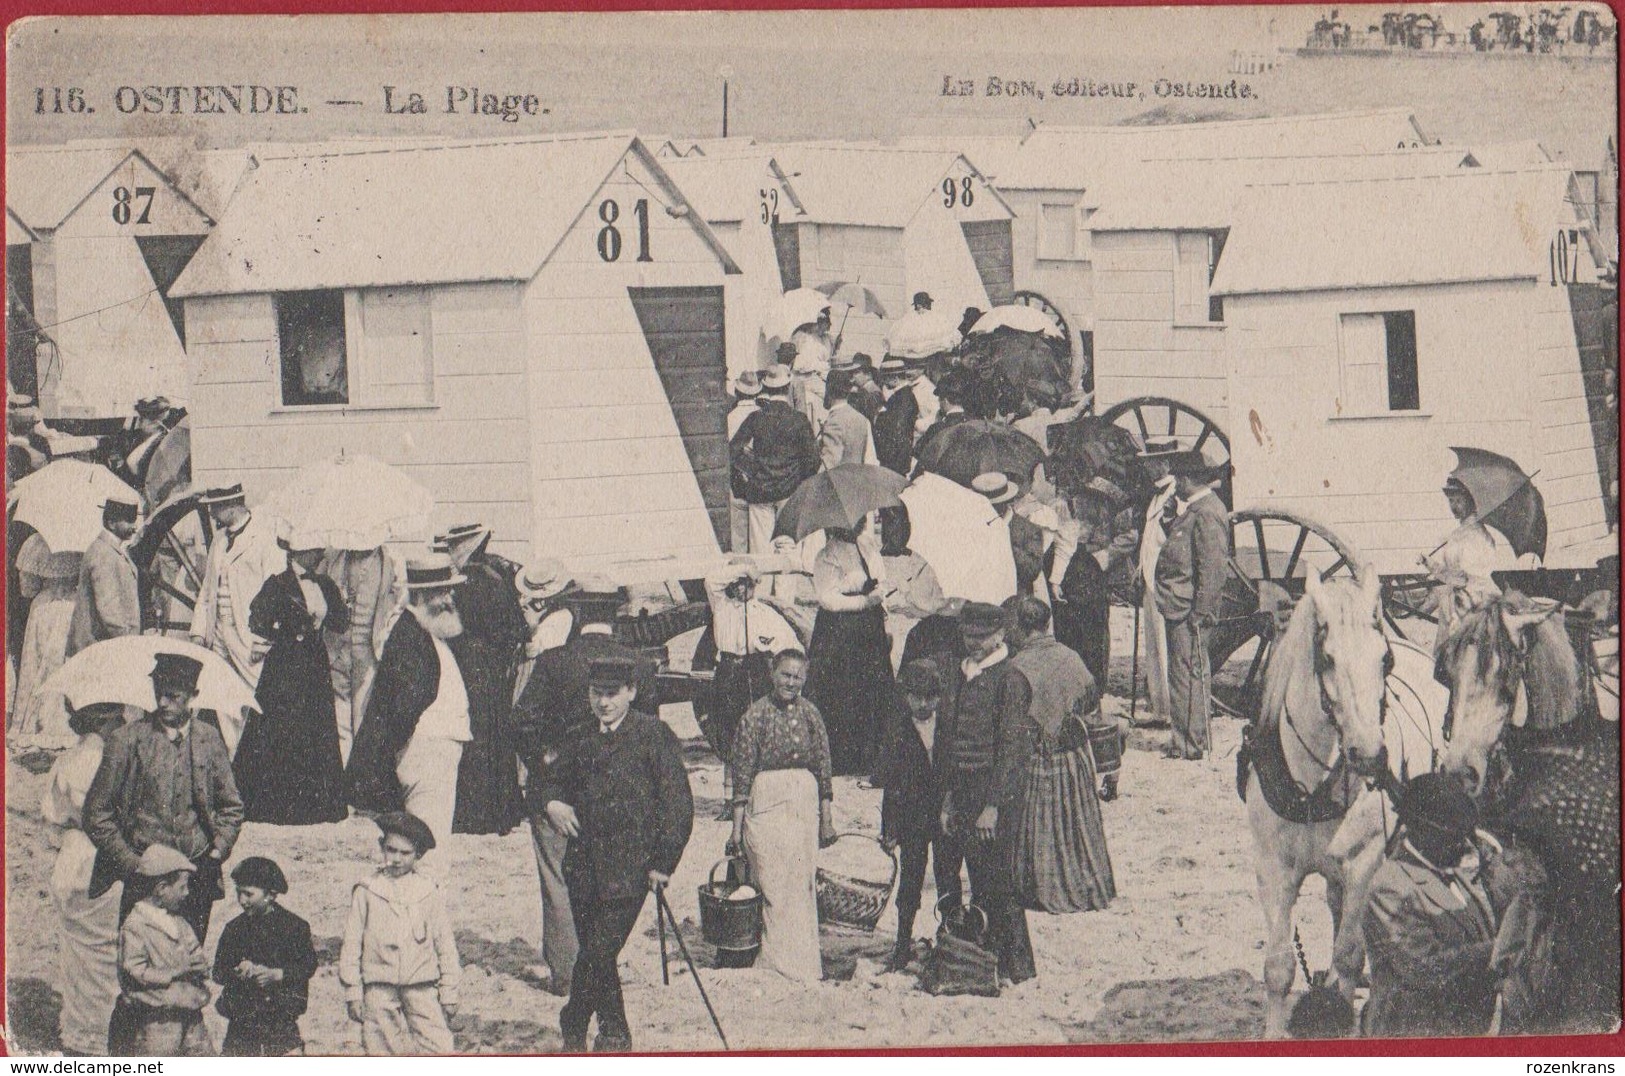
[7,7,1616,166]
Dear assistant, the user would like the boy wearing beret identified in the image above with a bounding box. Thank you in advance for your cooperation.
[213,857,317,1056]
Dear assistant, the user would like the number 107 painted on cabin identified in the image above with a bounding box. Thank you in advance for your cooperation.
[382,85,544,122]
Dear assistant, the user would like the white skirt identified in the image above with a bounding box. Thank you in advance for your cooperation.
[742,768,822,982]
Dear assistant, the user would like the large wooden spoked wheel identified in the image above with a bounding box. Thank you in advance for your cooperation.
[1099,396,1233,506]
[1208,506,1365,720]
[132,493,213,637]
[1010,290,1071,346]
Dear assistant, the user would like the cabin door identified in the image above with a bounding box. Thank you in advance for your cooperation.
[961,220,1015,306]
[627,285,732,549]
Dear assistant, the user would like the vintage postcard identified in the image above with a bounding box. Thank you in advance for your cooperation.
[3,6,1619,1057]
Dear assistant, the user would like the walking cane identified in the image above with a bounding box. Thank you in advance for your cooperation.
[1129,600,1141,724]
[657,891,670,986]
[654,884,731,1050]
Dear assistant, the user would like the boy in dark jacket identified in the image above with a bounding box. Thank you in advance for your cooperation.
[213,857,317,1056]
[538,652,694,1053]
[877,660,963,970]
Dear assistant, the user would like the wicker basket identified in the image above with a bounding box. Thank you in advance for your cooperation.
[815,833,898,934]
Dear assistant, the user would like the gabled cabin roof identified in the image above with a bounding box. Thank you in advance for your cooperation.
[998,108,1431,191]
[170,131,739,298]
[894,135,1027,182]
[1211,166,1587,297]
[6,145,214,232]
[657,153,804,224]
[7,207,38,245]
[1086,146,1472,232]
[765,144,1013,227]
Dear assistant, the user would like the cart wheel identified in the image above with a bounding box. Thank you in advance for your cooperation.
[1208,506,1366,719]
[131,493,213,637]
[1010,290,1071,344]
[1100,396,1233,506]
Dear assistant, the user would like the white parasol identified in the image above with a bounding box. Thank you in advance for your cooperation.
[8,459,140,553]
[36,637,258,756]
[767,288,838,344]
[898,472,1017,604]
[969,305,1066,338]
[884,308,963,360]
[262,454,435,551]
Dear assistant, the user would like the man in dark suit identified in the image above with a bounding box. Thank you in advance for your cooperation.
[910,367,973,475]
[84,653,245,942]
[538,654,694,1053]
[729,366,820,553]
[1154,451,1232,761]
[877,660,962,970]
[872,359,921,476]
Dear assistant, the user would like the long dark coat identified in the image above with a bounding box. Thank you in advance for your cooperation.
[877,687,956,843]
[237,569,349,826]
[512,632,659,795]
[873,387,920,476]
[449,551,526,836]
[344,611,439,814]
[537,710,694,904]
[212,902,317,1056]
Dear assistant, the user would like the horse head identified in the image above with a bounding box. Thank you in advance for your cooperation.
[1435,591,1581,797]
[1263,568,1391,778]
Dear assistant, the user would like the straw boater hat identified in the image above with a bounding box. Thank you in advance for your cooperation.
[760,366,792,393]
[877,358,909,377]
[404,552,466,590]
[150,653,203,694]
[133,396,172,419]
[137,844,197,878]
[515,558,573,602]
[375,810,436,854]
[971,471,1019,506]
[720,559,761,588]
[732,370,762,398]
[196,483,247,508]
[1137,439,1181,459]
[431,523,490,554]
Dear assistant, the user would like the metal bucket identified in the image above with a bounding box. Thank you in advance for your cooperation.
[697,858,763,954]
[1087,719,1125,777]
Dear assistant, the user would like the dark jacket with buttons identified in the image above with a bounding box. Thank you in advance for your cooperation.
[538,710,694,903]
[877,687,956,843]
[944,656,1035,831]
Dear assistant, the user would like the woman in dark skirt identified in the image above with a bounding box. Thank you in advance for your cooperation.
[213,857,317,1056]
[236,534,349,826]
[805,519,895,776]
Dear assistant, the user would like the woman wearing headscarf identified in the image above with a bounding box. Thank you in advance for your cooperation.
[10,532,83,748]
[729,650,835,982]
[41,704,127,1055]
[804,516,895,775]
[235,531,349,825]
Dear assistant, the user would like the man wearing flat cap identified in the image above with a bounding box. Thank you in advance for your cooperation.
[940,601,1036,985]
[1362,773,1498,1038]
[1153,450,1231,761]
[191,484,286,692]
[433,524,526,837]
[85,653,245,943]
[346,554,474,852]
[730,365,820,554]
[538,653,693,1052]
[67,495,142,657]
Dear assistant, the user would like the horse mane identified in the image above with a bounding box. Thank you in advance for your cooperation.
[1258,578,1373,733]
[1439,592,1582,729]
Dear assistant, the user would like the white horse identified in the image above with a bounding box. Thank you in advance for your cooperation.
[1246,570,1451,1036]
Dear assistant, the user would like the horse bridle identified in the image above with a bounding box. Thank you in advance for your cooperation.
[1283,631,1394,779]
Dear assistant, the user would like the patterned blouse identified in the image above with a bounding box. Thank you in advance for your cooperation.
[731,694,833,804]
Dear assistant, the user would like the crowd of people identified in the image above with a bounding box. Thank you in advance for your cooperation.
[6,288,1614,1055]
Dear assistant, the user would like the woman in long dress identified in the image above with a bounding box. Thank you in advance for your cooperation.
[42,704,126,1055]
[730,650,836,982]
[805,519,895,775]
[235,538,349,825]
[11,533,82,748]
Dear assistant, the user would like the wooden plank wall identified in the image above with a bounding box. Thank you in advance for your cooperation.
[798,223,903,360]
[184,281,534,561]
[1534,280,1612,554]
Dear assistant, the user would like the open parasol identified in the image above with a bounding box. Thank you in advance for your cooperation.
[8,459,140,553]
[772,464,907,542]
[884,308,963,360]
[968,305,1066,339]
[262,453,436,550]
[913,419,1047,492]
[36,636,258,755]
[768,288,837,344]
[813,281,887,319]
[1449,446,1547,560]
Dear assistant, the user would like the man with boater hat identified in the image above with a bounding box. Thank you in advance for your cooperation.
[727,371,763,552]
[345,554,473,853]
[538,652,693,1052]
[872,358,921,476]
[433,523,526,836]
[1153,449,1231,761]
[84,653,245,942]
[191,483,286,692]
[67,494,142,657]
[729,365,820,554]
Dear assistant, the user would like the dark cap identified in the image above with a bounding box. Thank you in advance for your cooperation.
[150,653,203,694]
[102,497,139,524]
[897,660,943,696]
[375,810,436,854]
[1168,450,1223,479]
[431,522,489,553]
[231,856,289,895]
[912,291,933,309]
[133,396,172,418]
[958,601,1009,637]
[1397,773,1479,842]
[588,649,642,691]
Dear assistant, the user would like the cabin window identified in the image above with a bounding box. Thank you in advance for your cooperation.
[1338,310,1420,413]
[356,287,434,407]
[1038,203,1077,260]
[277,290,349,406]
[1174,230,1225,326]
